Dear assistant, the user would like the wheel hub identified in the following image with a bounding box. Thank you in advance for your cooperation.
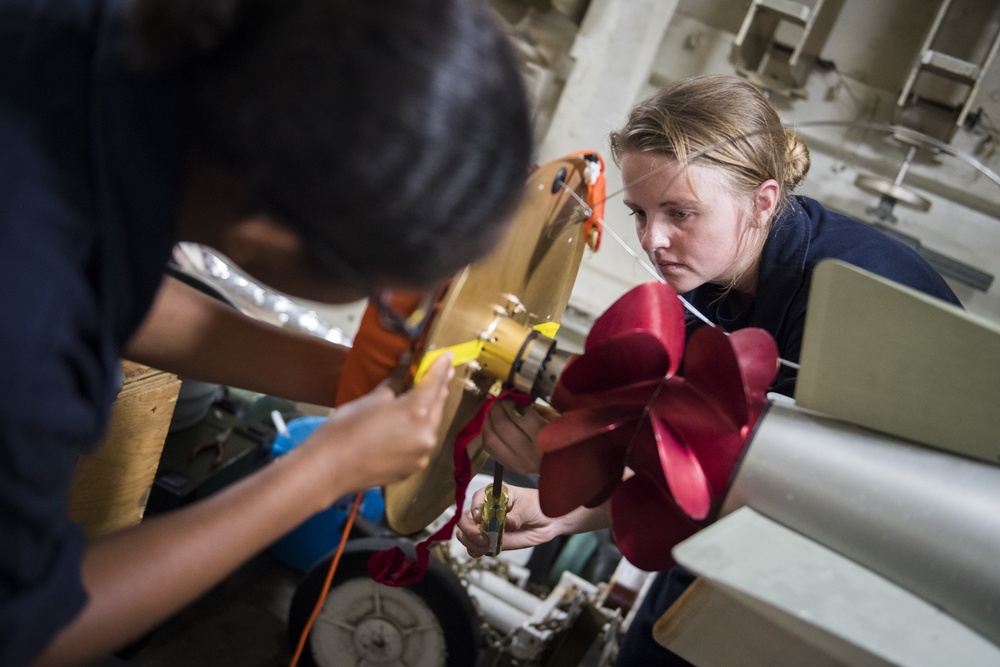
[353,617,403,663]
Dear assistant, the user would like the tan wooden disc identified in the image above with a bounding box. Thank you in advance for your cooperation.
[384,155,596,535]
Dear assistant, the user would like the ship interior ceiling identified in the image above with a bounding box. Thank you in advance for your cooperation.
[75,0,1000,665]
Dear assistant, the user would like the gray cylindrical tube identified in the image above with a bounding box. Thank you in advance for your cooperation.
[722,402,1000,645]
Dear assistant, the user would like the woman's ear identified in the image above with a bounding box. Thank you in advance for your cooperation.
[752,179,781,227]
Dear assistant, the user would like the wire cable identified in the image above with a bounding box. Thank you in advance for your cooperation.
[288,491,364,667]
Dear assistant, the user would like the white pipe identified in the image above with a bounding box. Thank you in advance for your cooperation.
[466,586,529,634]
[465,569,541,615]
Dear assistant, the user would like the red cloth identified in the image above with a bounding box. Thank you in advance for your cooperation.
[369,390,533,586]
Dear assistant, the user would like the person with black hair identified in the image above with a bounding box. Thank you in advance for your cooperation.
[0,0,532,664]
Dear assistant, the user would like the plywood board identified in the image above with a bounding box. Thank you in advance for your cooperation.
[67,361,180,540]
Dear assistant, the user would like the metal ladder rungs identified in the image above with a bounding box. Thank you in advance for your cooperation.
[918,50,982,85]
[752,0,813,25]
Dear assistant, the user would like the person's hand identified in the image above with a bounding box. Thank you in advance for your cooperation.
[456,485,560,557]
[304,352,454,501]
[481,400,557,475]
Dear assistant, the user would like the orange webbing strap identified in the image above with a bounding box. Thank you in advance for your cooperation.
[334,291,423,407]
[567,149,606,252]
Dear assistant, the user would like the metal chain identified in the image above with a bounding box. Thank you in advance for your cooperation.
[431,544,518,655]
[431,544,598,667]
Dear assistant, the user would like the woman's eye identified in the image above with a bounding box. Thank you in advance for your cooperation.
[671,210,692,221]
[629,209,646,220]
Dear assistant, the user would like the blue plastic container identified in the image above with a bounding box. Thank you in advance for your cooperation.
[268,416,385,571]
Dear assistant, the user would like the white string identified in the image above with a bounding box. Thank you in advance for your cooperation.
[557,176,802,370]
[599,220,719,328]
[568,118,1000,375]
[548,118,1000,374]
[559,180,719,328]
[598,119,1000,205]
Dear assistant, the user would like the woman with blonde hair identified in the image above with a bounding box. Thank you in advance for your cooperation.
[459,74,958,663]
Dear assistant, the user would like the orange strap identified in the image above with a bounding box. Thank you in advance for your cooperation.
[334,291,423,406]
[567,149,606,252]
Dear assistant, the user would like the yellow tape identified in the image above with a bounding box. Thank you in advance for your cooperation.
[414,339,485,383]
[533,321,560,338]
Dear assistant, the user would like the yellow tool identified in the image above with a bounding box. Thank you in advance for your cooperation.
[482,465,509,557]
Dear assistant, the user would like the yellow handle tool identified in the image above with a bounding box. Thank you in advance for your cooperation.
[482,465,508,557]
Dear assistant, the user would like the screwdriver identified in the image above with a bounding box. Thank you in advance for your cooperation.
[482,463,508,557]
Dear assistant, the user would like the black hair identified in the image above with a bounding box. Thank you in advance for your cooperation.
[131,0,533,287]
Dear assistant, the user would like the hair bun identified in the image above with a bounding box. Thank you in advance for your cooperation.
[784,129,811,188]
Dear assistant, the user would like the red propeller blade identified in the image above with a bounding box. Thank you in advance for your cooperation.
[611,473,699,572]
[536,281,780,569]
[538,425,631,517]
[651,416,711,521]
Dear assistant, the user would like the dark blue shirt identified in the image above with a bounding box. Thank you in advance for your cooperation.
[682,195,960,396]
[0,1,189,663]
[620,195,961,666]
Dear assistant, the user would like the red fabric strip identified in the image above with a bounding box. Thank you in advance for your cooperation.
[369,390,533,586]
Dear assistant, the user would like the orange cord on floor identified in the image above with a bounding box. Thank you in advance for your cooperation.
[288,491,364,667]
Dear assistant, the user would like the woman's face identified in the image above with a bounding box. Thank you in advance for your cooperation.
[621,151,757,295]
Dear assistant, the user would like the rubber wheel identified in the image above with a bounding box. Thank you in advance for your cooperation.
[288,537,480,667]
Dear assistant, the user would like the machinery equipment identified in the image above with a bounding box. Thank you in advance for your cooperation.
[373,152,606,536]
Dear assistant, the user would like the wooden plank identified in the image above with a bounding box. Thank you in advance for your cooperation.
[67,361,181,540]
[794,259,1000,464]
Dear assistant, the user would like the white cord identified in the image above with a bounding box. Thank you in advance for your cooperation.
[557,180,799,369]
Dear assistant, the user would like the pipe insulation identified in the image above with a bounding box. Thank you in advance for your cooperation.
[721,402,1000,646]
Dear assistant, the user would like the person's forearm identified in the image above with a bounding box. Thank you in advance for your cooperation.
[125,276,348,406]
[555,501,612,536]
[31,439,341,667]
[32,352,456,667]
